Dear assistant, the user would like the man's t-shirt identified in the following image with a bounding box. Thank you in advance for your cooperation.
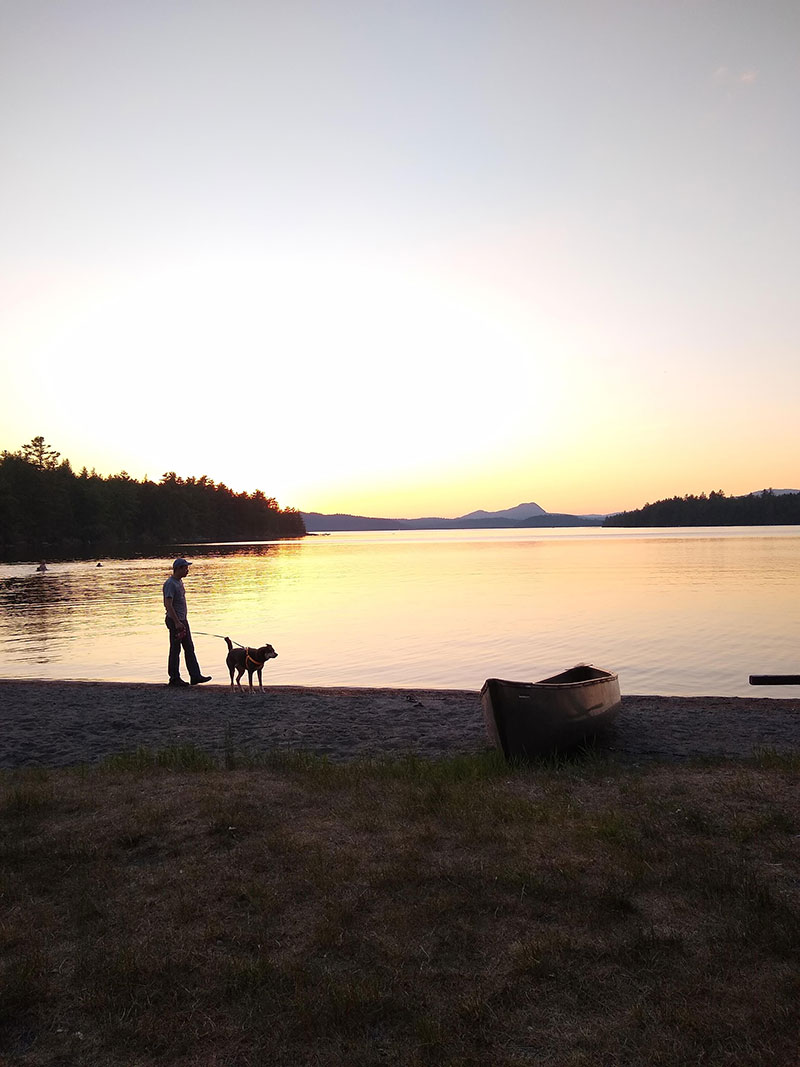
[163,576,187,621]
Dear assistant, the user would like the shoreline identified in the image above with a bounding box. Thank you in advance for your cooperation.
[2,679,800,769]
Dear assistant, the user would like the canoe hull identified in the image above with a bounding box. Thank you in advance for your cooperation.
[481,665,621,759]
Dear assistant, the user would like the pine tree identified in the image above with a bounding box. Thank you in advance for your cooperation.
[21,436,61,471]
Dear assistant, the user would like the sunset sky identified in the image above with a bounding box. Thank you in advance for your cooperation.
[1,0,798,518]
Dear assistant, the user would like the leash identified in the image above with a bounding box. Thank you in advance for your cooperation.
[193,632,246,648]
[196,633,268,666]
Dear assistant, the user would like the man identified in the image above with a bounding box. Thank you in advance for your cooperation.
[163,558,211,687]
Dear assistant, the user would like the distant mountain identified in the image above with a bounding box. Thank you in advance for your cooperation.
[748,488,799,496]
[301,502,605,532]
[458,501,546,522]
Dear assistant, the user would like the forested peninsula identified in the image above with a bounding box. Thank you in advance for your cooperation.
[0,438,305,560]
[604,489,800,527]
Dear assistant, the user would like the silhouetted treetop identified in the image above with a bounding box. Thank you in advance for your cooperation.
[21,436,61,471]
[604,489,800,527]
[0,440,305,558]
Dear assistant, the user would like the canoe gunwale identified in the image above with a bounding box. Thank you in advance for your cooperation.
[482,670,619,695]
[518,676,617,692]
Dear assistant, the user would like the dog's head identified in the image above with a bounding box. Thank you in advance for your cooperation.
[259,644,278,661]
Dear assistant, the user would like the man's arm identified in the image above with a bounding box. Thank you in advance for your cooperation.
[164,594,185,634]
[164,594,181,624]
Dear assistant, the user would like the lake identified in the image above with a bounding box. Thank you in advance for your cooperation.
[1,527,798,697]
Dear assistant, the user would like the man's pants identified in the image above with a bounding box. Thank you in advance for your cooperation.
[166,617,202,682]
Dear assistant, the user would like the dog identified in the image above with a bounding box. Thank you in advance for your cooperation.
[225,637,278,690]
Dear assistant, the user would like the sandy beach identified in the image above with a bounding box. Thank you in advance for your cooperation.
[2,678,800,769]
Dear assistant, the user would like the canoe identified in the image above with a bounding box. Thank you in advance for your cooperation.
[481,664,621,759]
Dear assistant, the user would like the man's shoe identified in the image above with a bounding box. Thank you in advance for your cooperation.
[168,678,190,687]
[191,675,212,685]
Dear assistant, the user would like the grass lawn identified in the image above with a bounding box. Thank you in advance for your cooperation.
[2,746,800,1066]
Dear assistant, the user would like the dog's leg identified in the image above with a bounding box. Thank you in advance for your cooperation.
[257,667,264,690]
[236,667,245,690]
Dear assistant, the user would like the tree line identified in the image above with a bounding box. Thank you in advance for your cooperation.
[604,489,800,527]
[0,437,306,558]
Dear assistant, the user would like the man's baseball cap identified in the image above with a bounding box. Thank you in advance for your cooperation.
[172,558,192,569]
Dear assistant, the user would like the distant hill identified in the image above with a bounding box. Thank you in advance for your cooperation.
[301,502,604,532]
[302,513,403,532]
[303,488,800,532]
[459,501,546,522]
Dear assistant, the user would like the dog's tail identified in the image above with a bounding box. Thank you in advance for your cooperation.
[224,636,233,652]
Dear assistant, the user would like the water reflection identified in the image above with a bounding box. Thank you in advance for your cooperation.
[0,545,298,682]
[0,528,799,696]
